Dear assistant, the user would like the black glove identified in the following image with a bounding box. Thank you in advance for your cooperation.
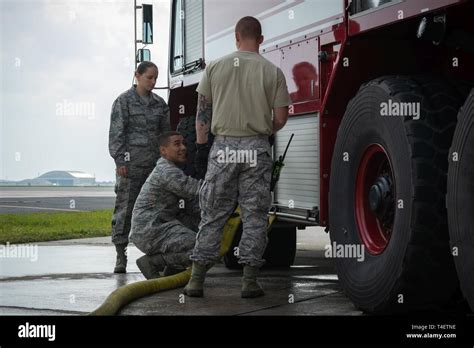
[268,134,275,147]
[194,143,211,180]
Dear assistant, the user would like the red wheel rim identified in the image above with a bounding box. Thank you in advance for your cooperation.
[355,144,395,255]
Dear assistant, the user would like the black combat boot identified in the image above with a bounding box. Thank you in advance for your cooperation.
[136,254,166,279]
[113,243,128,273]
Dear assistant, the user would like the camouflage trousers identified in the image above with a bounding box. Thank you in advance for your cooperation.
[131,200,199,269]
[190,135,273,268]
[111,167,153,245]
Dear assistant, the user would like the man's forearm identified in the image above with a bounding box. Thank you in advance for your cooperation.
[272,106,289,133]
[196,94,212,144]
[273,120,282,133]
[273,118,287,133]
[166,171,203,200]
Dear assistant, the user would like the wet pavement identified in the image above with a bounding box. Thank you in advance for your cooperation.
[0,228,363,316]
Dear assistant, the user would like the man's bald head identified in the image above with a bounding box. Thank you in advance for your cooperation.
[235,16,262,42]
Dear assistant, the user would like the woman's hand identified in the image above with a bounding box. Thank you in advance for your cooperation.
[116,166,128,178]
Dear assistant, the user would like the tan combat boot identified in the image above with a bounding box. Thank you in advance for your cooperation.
[113,243,128,273]
[183,262,210,297]
[241,265,265,298]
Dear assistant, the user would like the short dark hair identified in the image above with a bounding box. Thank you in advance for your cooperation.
[136,61,158,75]
[235,16,262,41]
[158,131,183,148]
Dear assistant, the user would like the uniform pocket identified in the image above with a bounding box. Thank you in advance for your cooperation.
[204,145,227,183]
[129,105,145,116]
[128,105,148,145]
[256,149,273,199]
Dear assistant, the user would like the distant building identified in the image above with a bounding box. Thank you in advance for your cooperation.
[35,171,96,186]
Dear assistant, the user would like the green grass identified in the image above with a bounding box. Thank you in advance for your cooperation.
[0,210,113,244]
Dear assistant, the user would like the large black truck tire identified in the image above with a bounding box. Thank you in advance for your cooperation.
[447,88,474,311]
[329,76,468,313]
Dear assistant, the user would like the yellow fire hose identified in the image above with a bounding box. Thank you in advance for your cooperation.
[89,208,276,316]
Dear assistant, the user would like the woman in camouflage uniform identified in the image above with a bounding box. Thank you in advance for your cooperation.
[108,61,171,273]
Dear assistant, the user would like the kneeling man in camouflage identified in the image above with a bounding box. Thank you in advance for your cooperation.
[130,131,202,279]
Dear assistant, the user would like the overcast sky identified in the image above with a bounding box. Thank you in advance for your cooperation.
[0,0,171,182]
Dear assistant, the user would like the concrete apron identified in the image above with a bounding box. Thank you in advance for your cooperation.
[0,230,363,316]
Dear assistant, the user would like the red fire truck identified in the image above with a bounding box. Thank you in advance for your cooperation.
[136,0,474,313]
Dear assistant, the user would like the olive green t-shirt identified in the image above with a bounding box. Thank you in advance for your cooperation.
[196,51,291,137]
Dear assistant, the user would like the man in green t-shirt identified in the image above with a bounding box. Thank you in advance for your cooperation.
[184,16,291,298]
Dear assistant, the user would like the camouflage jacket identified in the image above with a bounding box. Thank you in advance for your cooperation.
[131,157,203,229]
[109,86,171,168]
